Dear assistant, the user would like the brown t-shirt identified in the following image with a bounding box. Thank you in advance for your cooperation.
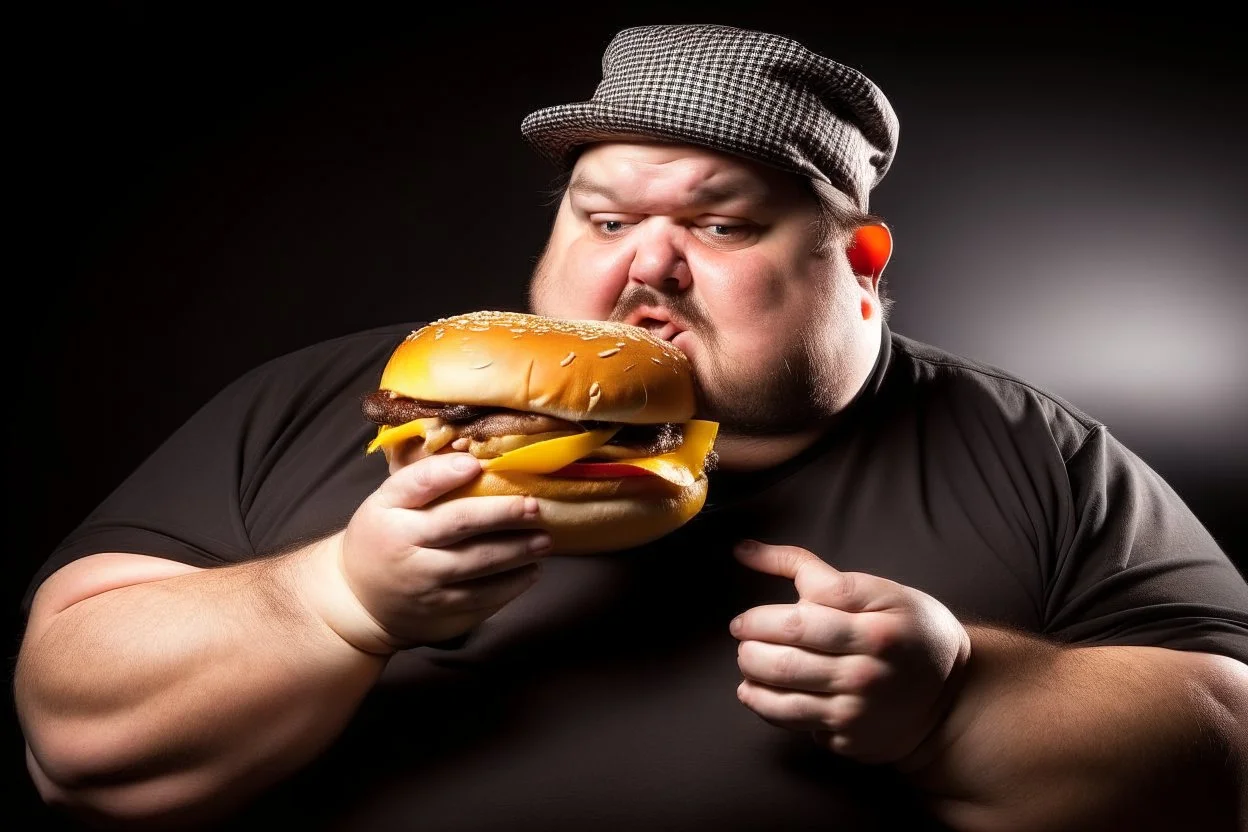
[22,321,1248,830]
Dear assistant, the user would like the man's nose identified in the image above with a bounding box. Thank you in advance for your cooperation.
[627,222,692,293]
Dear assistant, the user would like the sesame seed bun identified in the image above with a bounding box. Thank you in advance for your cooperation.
[379,310,696,423]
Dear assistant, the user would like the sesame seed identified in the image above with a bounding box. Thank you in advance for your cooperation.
[597,348,620,358]
[560,352,576,367]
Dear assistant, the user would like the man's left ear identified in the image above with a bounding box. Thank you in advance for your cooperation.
[846,223,893,287]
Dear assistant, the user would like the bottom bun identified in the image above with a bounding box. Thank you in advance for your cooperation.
[440,470,709,555]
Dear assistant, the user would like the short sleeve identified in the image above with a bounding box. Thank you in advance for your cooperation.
[1043,425,1248,663]
[20,324,413,615]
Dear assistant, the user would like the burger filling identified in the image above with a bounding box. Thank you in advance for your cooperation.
[361,391,717,477]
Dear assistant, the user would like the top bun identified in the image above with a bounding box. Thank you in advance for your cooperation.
[379,311,697,423]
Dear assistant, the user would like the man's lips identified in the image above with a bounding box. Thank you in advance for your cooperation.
[624,306,687,342]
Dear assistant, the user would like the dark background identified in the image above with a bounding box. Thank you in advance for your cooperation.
[8,4,1246,827]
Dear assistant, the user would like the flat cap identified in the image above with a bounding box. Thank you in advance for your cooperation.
[521,24,899,210]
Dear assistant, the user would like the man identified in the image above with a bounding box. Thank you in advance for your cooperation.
[16,23,1248,831]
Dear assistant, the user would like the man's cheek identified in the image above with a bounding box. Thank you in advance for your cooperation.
[561,244,635,318]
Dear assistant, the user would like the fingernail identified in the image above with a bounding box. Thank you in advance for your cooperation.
[528,533,552,553]
[735,539,758,555]
[729,616,743,635]
[523,496,540,517]
[452,454,479,473]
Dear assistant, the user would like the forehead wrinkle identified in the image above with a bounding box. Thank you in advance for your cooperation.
[570,158,769,214]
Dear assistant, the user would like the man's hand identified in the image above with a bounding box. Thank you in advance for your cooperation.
[310,452,551,654]
[730,539,970,765]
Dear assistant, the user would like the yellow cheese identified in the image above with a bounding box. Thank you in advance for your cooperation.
[366,417,440,454]
[609,419,719,486]
[481,428,619,474]
[367,418,719,489]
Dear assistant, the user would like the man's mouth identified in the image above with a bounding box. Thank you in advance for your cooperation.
[625,306,686,343]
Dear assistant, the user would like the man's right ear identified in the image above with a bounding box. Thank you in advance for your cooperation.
[846,223,893,283]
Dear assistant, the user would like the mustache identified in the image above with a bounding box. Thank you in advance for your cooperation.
[607,286,713,333]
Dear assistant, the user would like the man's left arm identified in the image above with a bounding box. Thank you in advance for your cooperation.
[731,542,1248,832]
[910,627,1247,832]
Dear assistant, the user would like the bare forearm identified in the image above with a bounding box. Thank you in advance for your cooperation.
[905,627,1248,832]
[15,539,386,826]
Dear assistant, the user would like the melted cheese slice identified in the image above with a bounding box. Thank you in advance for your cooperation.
[367,417,441,454]
[604,419,719,486]
[480,428,619,474]
[367,418,720,488]
[482,419,719,486]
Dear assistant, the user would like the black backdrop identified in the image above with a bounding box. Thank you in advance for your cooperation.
[8,5,1246,827]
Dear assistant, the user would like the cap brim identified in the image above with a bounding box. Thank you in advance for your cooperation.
[520,101,766,172]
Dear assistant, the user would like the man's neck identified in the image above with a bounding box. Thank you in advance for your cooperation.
[713,428,832,472]
[714,318,884,473]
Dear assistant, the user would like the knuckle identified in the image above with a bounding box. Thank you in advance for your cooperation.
[416,549,459,583]
[774,649,801,683]
[831,571,857,602]
[440,504,475,537]
[410,459,442,491]
[781,609,806,638]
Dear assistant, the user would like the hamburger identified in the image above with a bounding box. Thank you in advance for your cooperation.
[361,310,719,554]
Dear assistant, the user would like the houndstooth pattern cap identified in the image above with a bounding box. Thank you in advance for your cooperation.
[520,24,899,210]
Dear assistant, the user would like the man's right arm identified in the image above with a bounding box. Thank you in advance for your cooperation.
[15,452,550,829]
[17,542,386,828]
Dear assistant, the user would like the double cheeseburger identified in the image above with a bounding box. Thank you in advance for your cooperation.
[361,311,719,554]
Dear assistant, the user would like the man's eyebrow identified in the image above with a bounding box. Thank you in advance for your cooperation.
[567,173,762,206]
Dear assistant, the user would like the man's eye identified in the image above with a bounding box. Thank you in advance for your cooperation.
[602,221,625,233]
[703,224,751,239]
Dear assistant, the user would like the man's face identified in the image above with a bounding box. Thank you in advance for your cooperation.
[529,142,872,437]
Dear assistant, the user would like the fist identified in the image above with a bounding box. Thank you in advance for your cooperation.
[731,540,971,765]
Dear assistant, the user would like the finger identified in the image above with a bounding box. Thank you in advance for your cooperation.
[736,681,866,734]
[737,641,889,694]
[419,562,543,615]
[416,494,541,547]
[812,730,859,759]
[430,531,554,583]
[378,453,484,510]
[730,601,868,654]
[732,540,821,580]
[734,540,895,612]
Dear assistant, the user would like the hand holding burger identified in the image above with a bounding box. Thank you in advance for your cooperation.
[362,311,720,555]
[306,312,718,654]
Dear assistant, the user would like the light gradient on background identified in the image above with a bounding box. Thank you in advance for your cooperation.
[878,54,1248,471]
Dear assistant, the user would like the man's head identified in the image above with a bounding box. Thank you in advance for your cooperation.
[520,25,898,465]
